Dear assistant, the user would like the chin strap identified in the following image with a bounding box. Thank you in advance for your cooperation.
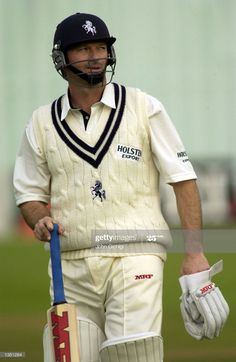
[67,65,106,85]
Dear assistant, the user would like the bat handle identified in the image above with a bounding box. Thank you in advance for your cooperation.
[50,224,67,305]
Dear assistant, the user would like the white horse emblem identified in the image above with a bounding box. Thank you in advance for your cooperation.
[82,21,96,36]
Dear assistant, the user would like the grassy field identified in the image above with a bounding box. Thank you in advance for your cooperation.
[0,234,235,361]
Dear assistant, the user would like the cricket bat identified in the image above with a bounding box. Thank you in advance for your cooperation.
[47,224,80,362]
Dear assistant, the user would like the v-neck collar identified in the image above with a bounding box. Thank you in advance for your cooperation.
[61,82,116,121]
[51,83,126,168]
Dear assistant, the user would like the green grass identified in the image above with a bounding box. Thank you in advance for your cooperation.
[163,254,236,362]
[0,235,49,361]
[0,235,235,361]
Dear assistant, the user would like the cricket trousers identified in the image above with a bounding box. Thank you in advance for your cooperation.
[44,254,164,361]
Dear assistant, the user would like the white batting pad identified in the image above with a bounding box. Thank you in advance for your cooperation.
[78,317,105,362]
[43,324,54,362]
[43,317,105,362]
[100,332,163,362]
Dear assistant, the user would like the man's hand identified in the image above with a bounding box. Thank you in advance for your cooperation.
[19,201,64,242]
[34,216,64,241]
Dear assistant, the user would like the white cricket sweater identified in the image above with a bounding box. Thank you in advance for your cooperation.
[15,83,198,259]
[30,84,171,258]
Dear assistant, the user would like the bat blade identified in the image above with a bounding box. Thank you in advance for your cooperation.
[47,303,80,362]
[47,224,80,362]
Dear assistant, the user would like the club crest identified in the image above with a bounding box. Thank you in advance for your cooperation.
[91,180,106,202]
[82,20,96,35]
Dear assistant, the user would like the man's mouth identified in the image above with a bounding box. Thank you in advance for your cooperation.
[87,66,105,73]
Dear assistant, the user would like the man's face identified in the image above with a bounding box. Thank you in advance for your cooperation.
[66,41,108,75]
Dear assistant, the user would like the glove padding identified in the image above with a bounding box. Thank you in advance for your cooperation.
[179,260,229,340]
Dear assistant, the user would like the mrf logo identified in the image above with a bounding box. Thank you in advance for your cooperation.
[200,282,215,295]
[51,311,71,361]
[135,274,154,280]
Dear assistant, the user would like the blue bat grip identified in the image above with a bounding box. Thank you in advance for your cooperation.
[50,224,66,305]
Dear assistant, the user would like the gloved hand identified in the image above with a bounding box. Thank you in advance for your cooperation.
[179,260,229,340]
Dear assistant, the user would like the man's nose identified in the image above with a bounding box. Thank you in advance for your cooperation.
[88,48,101,61]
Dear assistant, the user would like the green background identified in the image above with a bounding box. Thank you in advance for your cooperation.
[0,236,235,361]
[1,0,236,234]
[0,1,235,361]
[1,0,236,171]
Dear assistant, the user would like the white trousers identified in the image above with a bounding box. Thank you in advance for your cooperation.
[48,254,164,339]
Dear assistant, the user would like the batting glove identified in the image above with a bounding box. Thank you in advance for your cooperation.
[179,260,229,340]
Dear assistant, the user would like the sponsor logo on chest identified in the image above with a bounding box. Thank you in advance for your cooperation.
[116,144,142,162]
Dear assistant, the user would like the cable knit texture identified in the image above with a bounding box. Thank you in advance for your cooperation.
[31,87,170,258]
